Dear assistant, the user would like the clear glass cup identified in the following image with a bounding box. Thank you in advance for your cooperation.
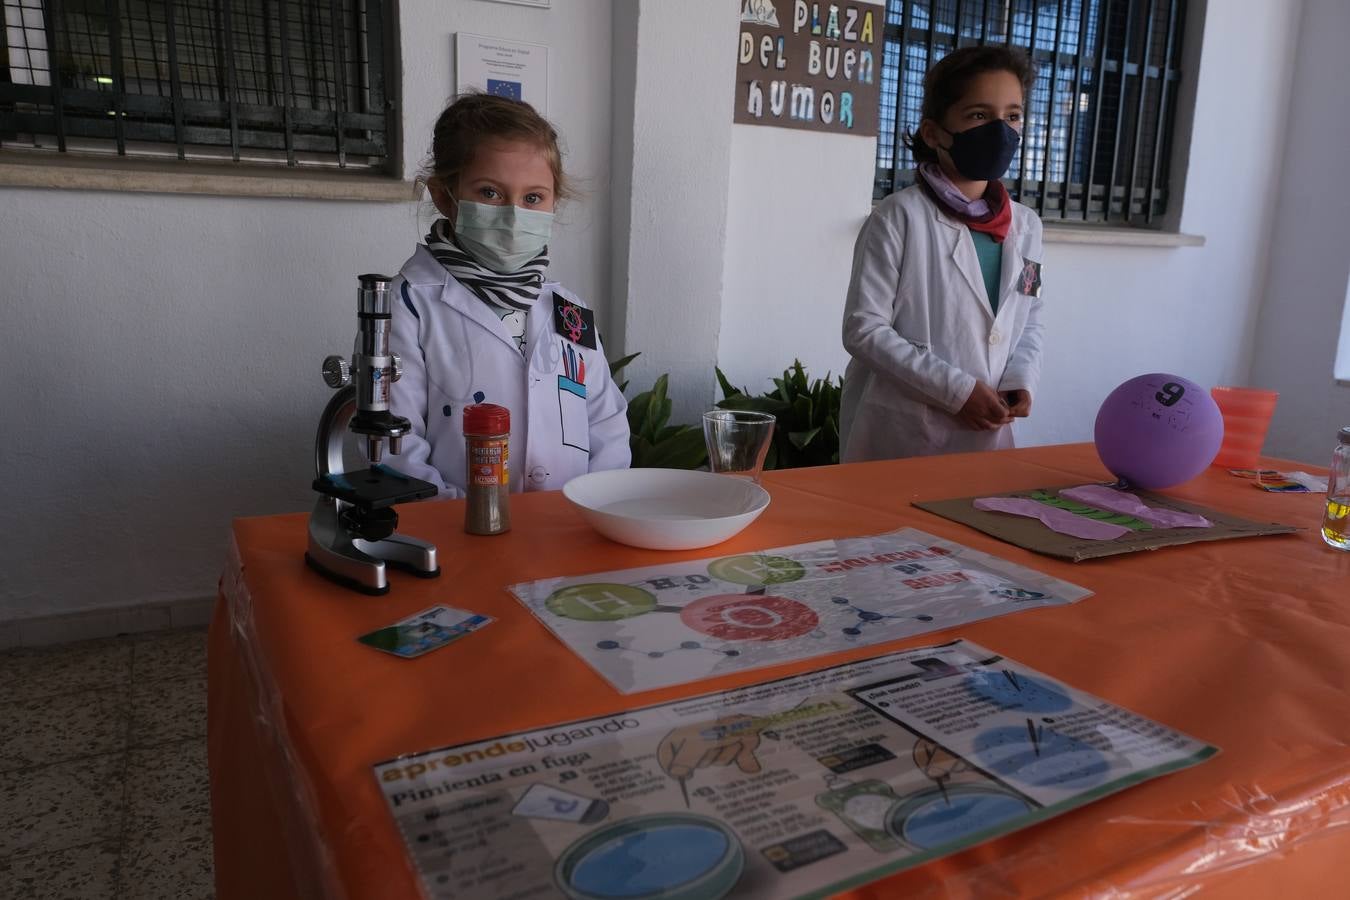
[702,411,776,482]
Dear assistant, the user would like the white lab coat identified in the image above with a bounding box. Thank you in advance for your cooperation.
[839,184,1045,462]
[385,245,630,497]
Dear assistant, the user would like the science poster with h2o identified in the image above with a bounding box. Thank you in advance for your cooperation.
[508,528,1091,694]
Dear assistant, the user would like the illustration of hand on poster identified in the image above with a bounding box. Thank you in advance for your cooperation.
[658,714,766,807]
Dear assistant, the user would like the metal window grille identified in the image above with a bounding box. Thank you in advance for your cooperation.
[1,0,395,170]
[877,0,1186,225]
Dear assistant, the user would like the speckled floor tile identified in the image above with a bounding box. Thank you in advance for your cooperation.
[0,753,125,857]
[124,741,210,840]
[0,842,120,900]
[120,742,214,899]
[0,689,129,773]
[116,830,215,900]
[129,675,206,748]
[131,628,208,684]
[0,638,132,705]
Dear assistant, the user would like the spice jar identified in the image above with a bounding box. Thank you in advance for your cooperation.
[463,404,511,535]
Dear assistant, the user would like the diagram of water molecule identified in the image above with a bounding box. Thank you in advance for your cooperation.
[831,596,934,637]
[545,555,823,659]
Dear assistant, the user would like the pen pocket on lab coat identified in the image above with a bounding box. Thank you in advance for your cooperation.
[558,375,589,453]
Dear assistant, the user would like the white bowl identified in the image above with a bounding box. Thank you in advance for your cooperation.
[563,469,771,551]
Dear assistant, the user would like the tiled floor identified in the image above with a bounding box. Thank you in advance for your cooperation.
[0,629,213,900]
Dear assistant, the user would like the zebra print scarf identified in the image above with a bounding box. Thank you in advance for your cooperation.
[424,218,549,313]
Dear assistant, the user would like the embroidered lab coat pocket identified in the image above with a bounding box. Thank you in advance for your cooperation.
[558,375,589,453]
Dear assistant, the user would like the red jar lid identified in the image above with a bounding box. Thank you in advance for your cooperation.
[463,403,510,436]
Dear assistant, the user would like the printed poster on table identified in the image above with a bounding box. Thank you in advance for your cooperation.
[508,528,1091,694]
[374,640,1217,899]
[734,0,885,135]
[455,33,549,113]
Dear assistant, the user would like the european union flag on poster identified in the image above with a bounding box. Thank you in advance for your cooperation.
[487,79,522,100]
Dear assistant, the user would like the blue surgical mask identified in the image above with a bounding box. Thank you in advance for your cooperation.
[453,200,553,273]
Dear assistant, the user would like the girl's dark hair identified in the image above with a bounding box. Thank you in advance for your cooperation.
[903,46,1036,164]
[421,92,572,200]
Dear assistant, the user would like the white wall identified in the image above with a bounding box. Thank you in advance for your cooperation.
[718,125,870,392]
[609,0,739,423]
[1247,0,1350,464]
[0,0,613,622]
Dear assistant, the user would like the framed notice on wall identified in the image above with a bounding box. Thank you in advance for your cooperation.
[455,33,550,114]
[733,0,884,136]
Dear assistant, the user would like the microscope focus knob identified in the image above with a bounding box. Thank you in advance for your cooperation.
[391,354,403,383]
[322,355,352,389]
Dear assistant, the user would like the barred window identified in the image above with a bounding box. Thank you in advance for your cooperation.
[876,0,1187,226]
[1,0,396,170]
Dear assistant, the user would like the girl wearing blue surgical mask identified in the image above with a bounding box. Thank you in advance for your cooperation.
[387,93,630,497]
[839,47,1046,462]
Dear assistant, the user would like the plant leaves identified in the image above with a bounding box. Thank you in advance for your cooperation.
[641,375,672,439]
[626,389,653,437]
[788,427,821,450]
[715,367,744,401]
[629,435,654,468]
[608,352,641,378]
[640,426,709,470]
[791,394,813,428]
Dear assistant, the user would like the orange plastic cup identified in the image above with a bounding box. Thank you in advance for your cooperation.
[1210,386,1278,469]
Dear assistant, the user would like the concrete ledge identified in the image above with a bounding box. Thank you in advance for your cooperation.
[1043,223,1206,247]
[0,151,416,202]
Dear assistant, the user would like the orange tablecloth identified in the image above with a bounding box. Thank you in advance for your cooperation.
[209,444,1350,899]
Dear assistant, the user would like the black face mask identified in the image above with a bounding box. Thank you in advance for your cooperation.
[940,119,1021,180]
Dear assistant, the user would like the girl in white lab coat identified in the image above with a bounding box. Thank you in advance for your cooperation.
[388,94,630,496]
[840,47,1045,462]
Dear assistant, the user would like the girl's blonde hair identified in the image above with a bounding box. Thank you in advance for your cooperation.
[421,92,572,201]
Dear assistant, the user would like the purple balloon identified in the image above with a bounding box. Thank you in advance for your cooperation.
[1094,374,1225,489]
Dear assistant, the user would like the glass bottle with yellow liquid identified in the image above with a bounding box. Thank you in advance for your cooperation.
[1322,426,1350,550]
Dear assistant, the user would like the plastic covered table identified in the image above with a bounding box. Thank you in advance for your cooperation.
[209,444,1350,899]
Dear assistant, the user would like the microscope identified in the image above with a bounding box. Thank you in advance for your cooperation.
[305,274,440,594]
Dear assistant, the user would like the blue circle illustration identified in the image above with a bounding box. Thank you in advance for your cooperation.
[556,814,744,900]
[973,726,1110,789]
[965,670,1073,713]
[888,786,1034,850]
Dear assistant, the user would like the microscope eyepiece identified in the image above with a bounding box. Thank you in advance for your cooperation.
[357,274,393,317]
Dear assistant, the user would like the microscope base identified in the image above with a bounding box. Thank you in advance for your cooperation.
[306,498,440,595]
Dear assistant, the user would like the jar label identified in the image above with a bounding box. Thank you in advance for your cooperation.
[470,439,509,486]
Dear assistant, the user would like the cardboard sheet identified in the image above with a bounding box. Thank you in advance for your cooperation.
[915,485,1297,561]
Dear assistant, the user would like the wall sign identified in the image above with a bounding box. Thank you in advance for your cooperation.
[455,33,550,114]
[733,0,884,136]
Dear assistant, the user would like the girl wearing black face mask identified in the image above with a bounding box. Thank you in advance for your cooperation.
[839,47,1047,463]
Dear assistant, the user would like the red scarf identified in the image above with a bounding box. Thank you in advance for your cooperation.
[918,176,1013,243]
